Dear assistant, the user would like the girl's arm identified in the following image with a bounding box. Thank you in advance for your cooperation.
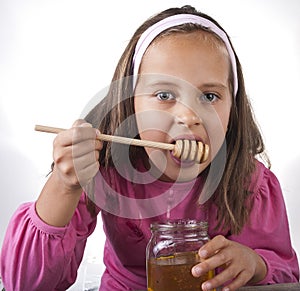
[192,235,268,291]
[1,120,103,290]
[239,168,300,285]
[192,163,299,291]
[0,194,98,291]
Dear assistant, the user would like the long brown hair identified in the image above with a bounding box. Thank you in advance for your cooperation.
[85,5,270,234]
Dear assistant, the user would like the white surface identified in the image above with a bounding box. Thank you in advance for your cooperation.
[1,0,299,289]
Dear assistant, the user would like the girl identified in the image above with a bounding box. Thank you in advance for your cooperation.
[1,5,299,291]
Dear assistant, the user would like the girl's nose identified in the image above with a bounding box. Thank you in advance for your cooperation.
[175,106,202,127]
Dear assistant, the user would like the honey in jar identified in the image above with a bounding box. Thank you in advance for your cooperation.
[146,220,214,291]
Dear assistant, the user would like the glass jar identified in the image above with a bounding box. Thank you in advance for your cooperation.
[146,220,214,291]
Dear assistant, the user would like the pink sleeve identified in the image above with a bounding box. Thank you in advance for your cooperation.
[231,165,299,284]
[0,194,97,291]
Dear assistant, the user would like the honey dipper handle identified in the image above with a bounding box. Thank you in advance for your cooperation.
[34,125,174,151]
[35,125,65,134]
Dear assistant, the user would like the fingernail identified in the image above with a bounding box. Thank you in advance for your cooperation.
[192,266,202,277]
[200,249,208,258]
[95,129,101,137]
[202,282,211,291]
[79,122,92,127]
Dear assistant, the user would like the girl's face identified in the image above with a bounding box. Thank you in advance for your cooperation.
[134,31,232,182]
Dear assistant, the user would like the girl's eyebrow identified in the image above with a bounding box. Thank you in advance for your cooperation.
[199,82,228,91]
[138,79,229,92]
[142,80,181,88]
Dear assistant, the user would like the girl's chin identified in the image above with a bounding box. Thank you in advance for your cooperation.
[158,170,200,183]
[156,162,203,183]
[170,152,198,168]
[145,150,206,182]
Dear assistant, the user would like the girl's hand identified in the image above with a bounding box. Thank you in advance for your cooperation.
[36,119,103,227]
[52,119,103,192]
[191,235,267,291]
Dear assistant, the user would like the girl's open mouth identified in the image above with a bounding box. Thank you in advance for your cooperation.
[169,139,199,167]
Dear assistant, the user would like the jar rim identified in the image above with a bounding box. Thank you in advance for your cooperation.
[150,219,208,231]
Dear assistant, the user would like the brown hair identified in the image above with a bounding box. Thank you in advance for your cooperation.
[85,5,270,234]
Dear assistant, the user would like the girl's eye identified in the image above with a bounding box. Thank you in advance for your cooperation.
[155,91,175,101]
[200,93,219,103]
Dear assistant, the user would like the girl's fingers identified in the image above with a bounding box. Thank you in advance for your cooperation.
[52,120,102,188]
[192,247,230,278]
[200,264,240,291]
[75,160,100,187]
[72,119,88,126]
[74,150,100,171]
[193,235,231,276]
[69,142,100,186]
[54,123,98,147]
[53,140,100,166]
[71,126,99,145]
[72,139,103,158]
[193,238,260,291]
[199,235,229,259]
[55,150,100,188]
[221,270,252,291]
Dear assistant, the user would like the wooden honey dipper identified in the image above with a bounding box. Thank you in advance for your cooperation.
[34,125,209,164]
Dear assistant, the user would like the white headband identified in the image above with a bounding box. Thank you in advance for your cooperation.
[132,14,238,97]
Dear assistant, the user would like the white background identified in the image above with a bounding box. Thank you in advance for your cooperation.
[0,0,299,289]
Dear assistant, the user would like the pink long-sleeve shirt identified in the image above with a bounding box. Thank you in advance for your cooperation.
[1,161,299,290]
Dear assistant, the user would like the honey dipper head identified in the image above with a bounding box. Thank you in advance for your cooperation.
[172,140,209,164]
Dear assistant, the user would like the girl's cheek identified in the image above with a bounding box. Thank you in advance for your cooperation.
[203,114,228,158]
[135,110,174,136]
